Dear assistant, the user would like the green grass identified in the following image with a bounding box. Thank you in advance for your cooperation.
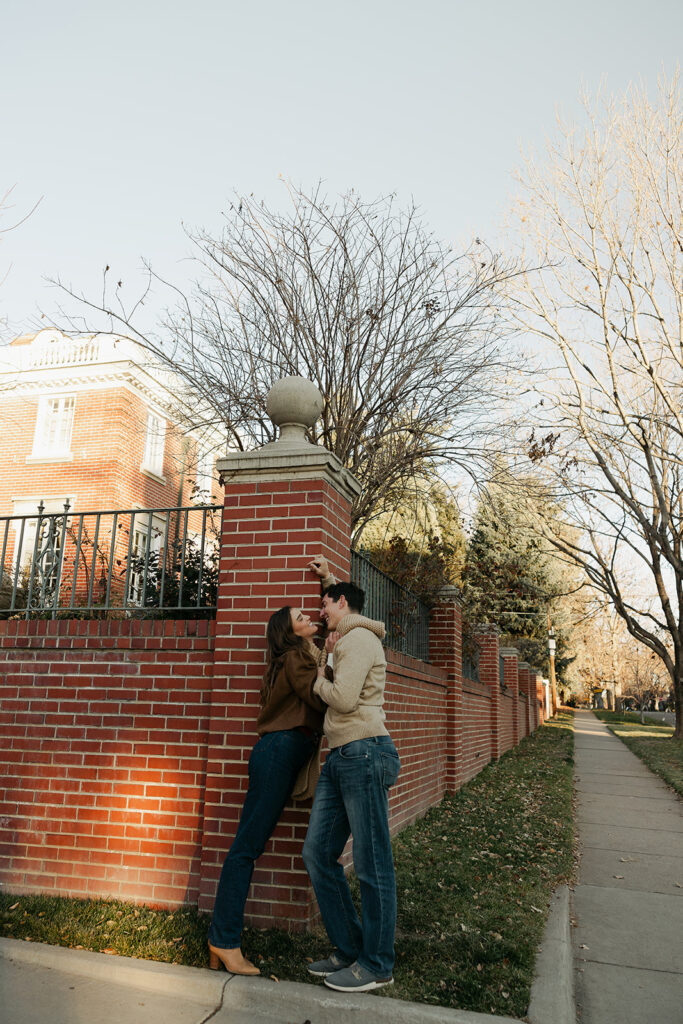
[592,710,683,798]
[0,712,574,1018]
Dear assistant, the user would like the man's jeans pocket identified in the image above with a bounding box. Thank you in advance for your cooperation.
[380,751,401,788]
[338,739,370,760]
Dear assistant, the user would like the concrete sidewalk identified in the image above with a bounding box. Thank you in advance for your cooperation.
[573,710,683,1024]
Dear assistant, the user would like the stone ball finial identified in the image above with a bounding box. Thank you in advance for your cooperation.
[266,376,324,446]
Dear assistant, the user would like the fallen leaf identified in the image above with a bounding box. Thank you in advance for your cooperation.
[9,903,19,911]
[102,949,119,955]
[269,974,279,983]
[613,875,625,879]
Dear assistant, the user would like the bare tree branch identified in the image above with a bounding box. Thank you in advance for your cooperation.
[54,182,525,538]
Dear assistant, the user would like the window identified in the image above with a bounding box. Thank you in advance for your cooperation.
[11,497,75,571]
[142,412,166,477]
[31,396,75,458]
[194,448,215,500]
[127,517,163,605]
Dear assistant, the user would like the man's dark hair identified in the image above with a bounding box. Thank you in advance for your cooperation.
[324,581,365,614]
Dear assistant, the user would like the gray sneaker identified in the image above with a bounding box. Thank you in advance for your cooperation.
[323,961,394,992]
[307,951,354,977]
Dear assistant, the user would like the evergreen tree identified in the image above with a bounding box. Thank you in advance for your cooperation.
[462,483,574,676]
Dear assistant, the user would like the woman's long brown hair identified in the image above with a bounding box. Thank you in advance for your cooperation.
[260,606,304,705]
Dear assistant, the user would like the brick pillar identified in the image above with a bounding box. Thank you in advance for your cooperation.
[198,378,361,930]
[518,662,531,738]
[532,671,543,728]
[500,647,520,747]
[475,626,501,761]
[429,587,463,793]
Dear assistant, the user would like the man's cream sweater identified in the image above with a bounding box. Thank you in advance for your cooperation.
[313,613,389,749]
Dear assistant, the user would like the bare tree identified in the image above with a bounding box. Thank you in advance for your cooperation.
[0,185,42,339]
[56,183,519,538]
[510,73,683,736]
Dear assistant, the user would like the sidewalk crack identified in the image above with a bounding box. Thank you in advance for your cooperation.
[196,978,229,1023]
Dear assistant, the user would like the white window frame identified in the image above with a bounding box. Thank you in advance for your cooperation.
[141,411,166,479]
[29,395,76,461]
[11,496,76,571]
[127,513,164,605]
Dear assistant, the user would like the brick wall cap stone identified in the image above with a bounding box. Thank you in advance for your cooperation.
[518,661,531,669]
[216,447,361,502]
[473,623,501,636]
[435,585,461,605]
[500,647,520,657]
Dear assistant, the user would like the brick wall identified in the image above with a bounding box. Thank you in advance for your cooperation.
[0,606,545,922]
[384,651,449,833]
[0,619,214,906]
[461,682,493,783]
[518,692,529,738]
[499,692,515,754]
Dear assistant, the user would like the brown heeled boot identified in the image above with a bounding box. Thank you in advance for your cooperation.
[208,942,260,976]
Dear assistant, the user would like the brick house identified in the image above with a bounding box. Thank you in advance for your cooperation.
[0,328,223,609]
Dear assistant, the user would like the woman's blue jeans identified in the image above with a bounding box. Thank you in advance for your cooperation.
[208,728,316,949]
[302,735,401,977]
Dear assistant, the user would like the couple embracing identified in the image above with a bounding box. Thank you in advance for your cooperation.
[207,555,401,993]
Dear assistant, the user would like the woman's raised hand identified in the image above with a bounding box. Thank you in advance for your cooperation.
[325,631,340,653]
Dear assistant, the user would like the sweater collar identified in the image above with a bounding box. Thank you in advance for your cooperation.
[336,613,386,641]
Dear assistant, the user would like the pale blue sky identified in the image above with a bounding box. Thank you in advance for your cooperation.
[1,0,681,338]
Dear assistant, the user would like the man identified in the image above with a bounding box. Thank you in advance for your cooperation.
[302,556,401,993]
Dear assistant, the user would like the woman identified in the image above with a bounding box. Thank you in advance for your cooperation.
[207,604,327,975]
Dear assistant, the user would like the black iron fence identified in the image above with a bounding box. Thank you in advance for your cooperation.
[0,502,223,618]
[350,548,430,662]
[462,636,481,682]
[1,502,433,648]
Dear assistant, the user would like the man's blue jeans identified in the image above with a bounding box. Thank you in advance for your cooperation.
[302,735,401,977]
[208,728,317,948]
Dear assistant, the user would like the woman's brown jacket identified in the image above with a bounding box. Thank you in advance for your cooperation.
[256,642,326,737]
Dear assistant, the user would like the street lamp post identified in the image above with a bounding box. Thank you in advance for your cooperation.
[547,621,558,716]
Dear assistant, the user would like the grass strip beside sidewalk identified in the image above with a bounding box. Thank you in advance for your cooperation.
[0,712,574,1018]
[591,710,683,798]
